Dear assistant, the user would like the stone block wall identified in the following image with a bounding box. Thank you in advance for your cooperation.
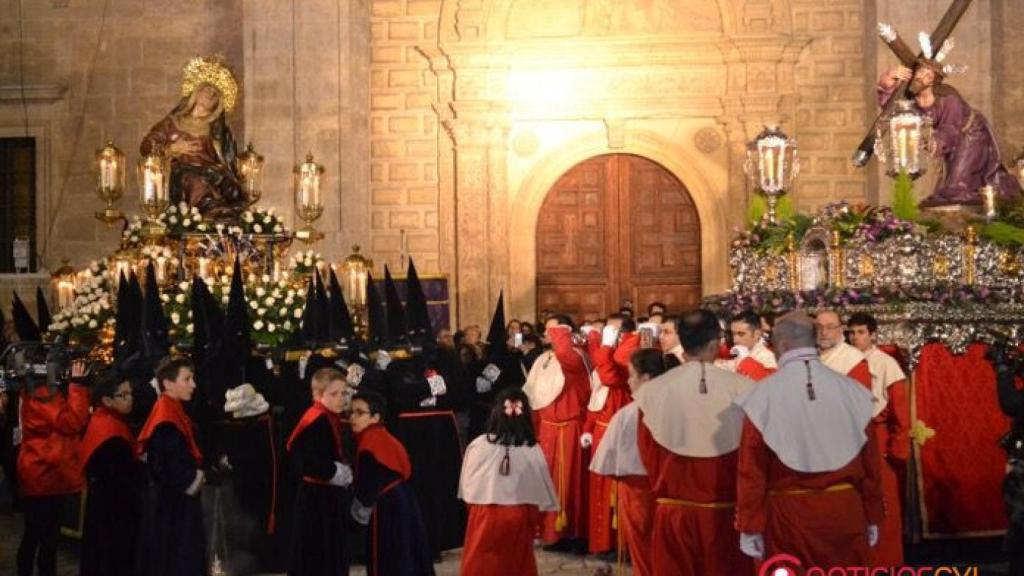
[0,0,243,270]
[791,0,870,211]
[368,0,442,275]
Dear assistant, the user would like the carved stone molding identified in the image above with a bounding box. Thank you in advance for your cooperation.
[0,83,67,104]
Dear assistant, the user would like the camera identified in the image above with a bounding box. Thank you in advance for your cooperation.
[0,337,80,394]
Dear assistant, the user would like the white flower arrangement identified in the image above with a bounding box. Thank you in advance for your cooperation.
[239,207,287,237]
[47,258,115,346]
[289,249,325,275]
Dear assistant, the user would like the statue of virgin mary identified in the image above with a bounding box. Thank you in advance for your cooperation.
[140,56,246,219]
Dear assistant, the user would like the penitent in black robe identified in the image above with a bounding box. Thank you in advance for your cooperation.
[80,438,143,576]
[136,424,206,576]
[287,413,353,576]
[386,355,467,556]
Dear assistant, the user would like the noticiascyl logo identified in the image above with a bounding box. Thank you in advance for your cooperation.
[760,553,803,576]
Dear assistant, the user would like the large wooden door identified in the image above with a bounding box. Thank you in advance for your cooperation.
[536,154,701,321]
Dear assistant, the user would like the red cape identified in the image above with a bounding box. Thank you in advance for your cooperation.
[80,407,135,473]
[356,424,411,480]
[138,395,202,465]
[286,402,343,459]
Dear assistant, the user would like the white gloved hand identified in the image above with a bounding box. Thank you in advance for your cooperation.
[580,325,598,336]
[866,524,879,548]
[426,373,447,396]
[419,396,437,408]
[601,326,620,347]
[730,345,751,359]
[580,433,594,449]
[330,462,353,487]
[351,499,373,525]
[346,364,365,387]
[375,350,392,370]
[475,376,493,394]
[482,363,501,382]
[739,532,764,559]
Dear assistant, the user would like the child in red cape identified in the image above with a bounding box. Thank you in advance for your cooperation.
[349,390,435,576]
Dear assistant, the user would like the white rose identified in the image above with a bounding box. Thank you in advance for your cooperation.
[304,257,312,266]
[175,294,185,304]
[264,297,275,307]
[179,281,189,292]
[183,218,192,227]
[257,308,267,317]
[283,320,292,330]
[253,320,264,330]
[256,287,266,297]
[168,215,178,224]
[294,309,303,319]
[187,323,194,334]
[267,323,276,333]
[178,202,188,212]
[221,275,230,285]
[168,205,177,214]
[222,296,230,305]
[253,224,263,234]
[243,212,254,223]
[198,223,208,231]
[279,307,288,316]
[262,274,271,283]
[274,224,282,233]
[194,213,202,222]
[284,297,294,306]
[89,319,98,329]
[250,300,258,310]
[171,312,180,325]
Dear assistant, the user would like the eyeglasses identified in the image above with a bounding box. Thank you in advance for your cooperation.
[349,409,371,416]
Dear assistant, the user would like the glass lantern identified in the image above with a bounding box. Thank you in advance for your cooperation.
[876,100,933,180]
[294,152,325,244]
[137,152,171,241]
[340,245,373,335]
[95,141,126,224]
[744,126,800,224]
[237,142,265,207]
[51,259,77,311]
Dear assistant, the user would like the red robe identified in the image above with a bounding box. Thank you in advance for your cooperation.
[17,384,90,496]
[80,407,136,473]
[617,475,655,576]
[736,356,775,381]
[531,327,591,542]
[137,395,203,465]
[462,504,542,575]
[637,417,752,576]
[583,331,637,552]
[736,418,885,568]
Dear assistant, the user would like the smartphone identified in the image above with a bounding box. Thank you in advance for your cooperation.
[513,333,523,347]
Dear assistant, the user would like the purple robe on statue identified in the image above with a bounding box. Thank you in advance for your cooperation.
[878,83,1021,207]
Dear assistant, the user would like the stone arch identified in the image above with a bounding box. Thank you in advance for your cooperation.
[507,130,730,322]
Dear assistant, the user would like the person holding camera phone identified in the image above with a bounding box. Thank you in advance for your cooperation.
[16,358,91,576]
[580,313,639,555]
[716,311,776,382]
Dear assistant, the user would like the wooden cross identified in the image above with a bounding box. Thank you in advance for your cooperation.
[851,0,976,168]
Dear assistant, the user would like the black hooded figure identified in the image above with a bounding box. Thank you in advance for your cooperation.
[380,265,467,558]
[34,287,51,335]
[468,291,522,440]
[11,291,41,342]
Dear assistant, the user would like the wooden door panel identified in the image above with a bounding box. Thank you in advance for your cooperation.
[537,154,700,320]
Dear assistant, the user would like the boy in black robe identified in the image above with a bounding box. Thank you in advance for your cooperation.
[286,366,354,575]
[79,371,142,576]
[136,356,207,576]
[349,391,434,576]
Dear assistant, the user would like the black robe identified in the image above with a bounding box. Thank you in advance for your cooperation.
[136,424,206,576]
[386,355,467,555]
[288,413,353,576]
[354,450,434,576]
[80,437,142,576]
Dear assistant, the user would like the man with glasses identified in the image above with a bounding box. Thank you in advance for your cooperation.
[815,310,872,392]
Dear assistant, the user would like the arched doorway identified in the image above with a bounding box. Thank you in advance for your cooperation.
[535,154,701,321]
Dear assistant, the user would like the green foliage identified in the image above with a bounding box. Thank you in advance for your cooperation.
[891,171,919,222]
[981,222,1024,246]
[746,193,767,226]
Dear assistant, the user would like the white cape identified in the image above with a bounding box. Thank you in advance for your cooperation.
[458,436,560,511]
[589,402,646,477]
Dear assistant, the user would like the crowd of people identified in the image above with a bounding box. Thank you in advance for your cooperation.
[1,296,1023,576]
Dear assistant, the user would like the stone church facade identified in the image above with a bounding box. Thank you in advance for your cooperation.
[2,0,1021,325]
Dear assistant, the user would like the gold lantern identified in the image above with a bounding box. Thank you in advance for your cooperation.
[340,245,373,334]
[294,152,325,244]
[95,141,126,224]
[237,142,265,206]
[876,99,933,180]
[137,152,171,241]
[52,259,77,311]
[744,126,800,224]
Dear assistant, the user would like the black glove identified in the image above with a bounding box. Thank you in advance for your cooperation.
[204,455,233,487]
